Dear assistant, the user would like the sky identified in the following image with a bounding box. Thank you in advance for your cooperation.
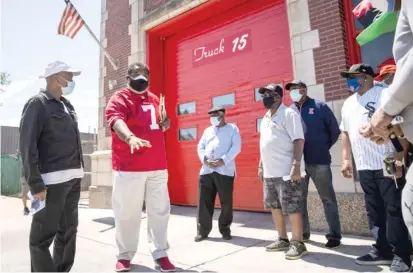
[0,0,101,133]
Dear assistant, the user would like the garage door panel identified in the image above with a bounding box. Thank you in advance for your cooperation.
[165,0,292,211]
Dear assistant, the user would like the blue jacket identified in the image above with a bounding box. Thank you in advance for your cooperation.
[296,97,340,165]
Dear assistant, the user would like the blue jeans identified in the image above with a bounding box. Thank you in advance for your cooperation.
[300,164,342,241]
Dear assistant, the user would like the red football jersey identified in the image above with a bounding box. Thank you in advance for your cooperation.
[105,88,167,172]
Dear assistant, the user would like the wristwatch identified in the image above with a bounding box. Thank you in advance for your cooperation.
[395,160,403,167]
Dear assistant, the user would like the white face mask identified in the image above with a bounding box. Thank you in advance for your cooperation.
[59,77,76,96]
[210,116,220,126]
[290,89,303,102]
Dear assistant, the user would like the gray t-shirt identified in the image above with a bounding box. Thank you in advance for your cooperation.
[259,104,305,178]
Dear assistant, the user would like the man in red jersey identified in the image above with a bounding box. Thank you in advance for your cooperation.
[105,62,175,272]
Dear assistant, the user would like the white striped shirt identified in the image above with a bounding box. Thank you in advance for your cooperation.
[340,85,395,171]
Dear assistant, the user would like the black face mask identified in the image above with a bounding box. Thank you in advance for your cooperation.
[263,96,277,109]
[129,77,148,92]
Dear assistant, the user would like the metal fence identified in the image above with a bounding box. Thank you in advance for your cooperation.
[0,126,97,199]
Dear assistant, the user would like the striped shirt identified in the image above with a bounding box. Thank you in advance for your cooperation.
[340,85,395,171]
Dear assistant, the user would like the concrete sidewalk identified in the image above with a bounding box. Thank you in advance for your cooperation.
[0,196,388,272]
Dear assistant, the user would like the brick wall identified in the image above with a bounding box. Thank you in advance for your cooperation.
[104,0,131,137]
[308,0,349,101]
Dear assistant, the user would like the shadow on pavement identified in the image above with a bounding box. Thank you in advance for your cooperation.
[306,240,371,257]
[302,252,383,272]
[204,236,264,248]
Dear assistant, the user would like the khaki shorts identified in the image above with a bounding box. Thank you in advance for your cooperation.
[263,177,302,214]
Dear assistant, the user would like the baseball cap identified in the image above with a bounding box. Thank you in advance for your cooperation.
[375,64,396,81]
[340,63,375,78]
[257,83,283,96]
[285,80,307,90]
[39,61,81,79]
[208,106,226,114]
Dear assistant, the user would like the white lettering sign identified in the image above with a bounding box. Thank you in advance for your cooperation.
[193,38,225,63]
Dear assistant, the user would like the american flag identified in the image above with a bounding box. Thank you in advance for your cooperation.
[58,0,85,39]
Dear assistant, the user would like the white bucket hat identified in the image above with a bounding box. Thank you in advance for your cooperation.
[39,61,81,79]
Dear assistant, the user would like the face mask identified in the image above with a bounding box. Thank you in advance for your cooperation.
[290,89,303,102]
[263,96,277,109]
[129,75,148,93]
[347,78,360,93]
[59,77,76,95]
[210,116,220,126]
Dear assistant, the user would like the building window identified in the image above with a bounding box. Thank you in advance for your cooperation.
[256,118,262,133]
[178,128,197,141]
[212,93,235,108]
[344,0,395,71]
[178,102,196,115]
[255,88,263,101]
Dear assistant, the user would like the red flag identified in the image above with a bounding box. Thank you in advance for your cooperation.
[58,0,85,39]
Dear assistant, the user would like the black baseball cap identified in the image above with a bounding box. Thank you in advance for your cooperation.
[285,80,307,91]
[208,106,226,114]
[340,63,375,78]
[257,84,283,97]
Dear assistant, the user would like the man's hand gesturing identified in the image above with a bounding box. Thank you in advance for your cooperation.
[126,135,151,154]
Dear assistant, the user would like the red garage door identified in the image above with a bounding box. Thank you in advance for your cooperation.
[162,0,293,211]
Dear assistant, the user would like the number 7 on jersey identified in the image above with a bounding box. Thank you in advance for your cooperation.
[141,104,160,130]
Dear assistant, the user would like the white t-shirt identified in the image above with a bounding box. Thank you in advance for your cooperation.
[259,104,305,178]
[340,85,395,171]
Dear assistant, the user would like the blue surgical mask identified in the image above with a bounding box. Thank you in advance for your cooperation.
[347,78,360,93]
[210,117,220,126]
[290,89,303,102]
[59,77,76,96]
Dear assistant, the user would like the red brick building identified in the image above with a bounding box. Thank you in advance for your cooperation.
[90,0,394,235]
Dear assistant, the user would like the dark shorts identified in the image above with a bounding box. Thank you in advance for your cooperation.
[263,177,302,214]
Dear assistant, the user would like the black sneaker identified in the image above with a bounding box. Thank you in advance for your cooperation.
[194,235,207,242]
[222,234,232,240]
[23,207,30,215]
[325,239,341,249]
[355,252,392,266]
[303,234,310,242]
[390,256,411,272]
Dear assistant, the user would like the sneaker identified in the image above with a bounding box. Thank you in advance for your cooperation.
[390,256,411,272]
[355,252,392,266]
[325,239,341,249]
[303,234,310,242]
[265,238,290,252]
[23,207,30,215]
[156,257,176,272]
[285,241,308,260]
[115,260,131,272]
[222,234,232,240]
[194,235,207,242]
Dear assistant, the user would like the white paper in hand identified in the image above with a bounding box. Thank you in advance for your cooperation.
[27,191,46,215]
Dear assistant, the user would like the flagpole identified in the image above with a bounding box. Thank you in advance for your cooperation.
[82,22,119,71]
[65,0,119,71]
